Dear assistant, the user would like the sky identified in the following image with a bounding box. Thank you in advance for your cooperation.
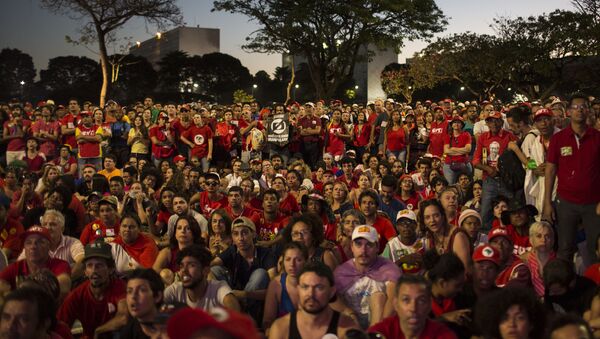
[0,0,573,79]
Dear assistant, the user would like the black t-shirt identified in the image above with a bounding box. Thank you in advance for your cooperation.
[217,245,276,290]
[119,317,150,339]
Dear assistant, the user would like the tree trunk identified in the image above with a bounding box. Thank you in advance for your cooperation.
[285,56,295,105]
[97,31,109,107]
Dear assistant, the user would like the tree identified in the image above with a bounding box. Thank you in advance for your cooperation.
[40,0,182,107]
[0,49,36,100]
[109,54,158,103]
[213,0,447,100]
[39,56,102,103]
[380,63,416,103]
[157,51,193,94]
[233,89,255,103]
[493,10,599,99]
[190,52,253,103]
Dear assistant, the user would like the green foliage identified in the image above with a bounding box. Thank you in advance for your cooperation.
[213,0,447,99]
[233,90,255,103]
[39,56,102,103]
[0,48,36,100]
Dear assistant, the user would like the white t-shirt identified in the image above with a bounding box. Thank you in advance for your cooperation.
[342,276,388,329]
[167,210,208,239]
[163,280,232,311]
[18,235,84,266]
[109,242,141,274]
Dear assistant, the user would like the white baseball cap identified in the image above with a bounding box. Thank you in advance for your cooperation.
[396,209,417,222]
[352,225,378,243]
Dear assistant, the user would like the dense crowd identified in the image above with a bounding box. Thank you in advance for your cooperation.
[0,94,598,338]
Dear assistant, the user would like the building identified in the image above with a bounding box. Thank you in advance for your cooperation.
[283,45,397,101]
[130,26,220,69]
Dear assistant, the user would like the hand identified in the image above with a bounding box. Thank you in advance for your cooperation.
[542,200,556,223]
[533,163,546,177]
[441,309,471,325]
[486,166,498,177]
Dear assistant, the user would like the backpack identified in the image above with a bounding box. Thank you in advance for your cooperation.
[498,149,525,192]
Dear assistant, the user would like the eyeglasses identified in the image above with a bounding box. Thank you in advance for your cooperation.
[291,230,311,238]
[570,104,589,110]
[206,181,219,187]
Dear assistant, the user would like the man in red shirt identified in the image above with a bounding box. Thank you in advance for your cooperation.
[543,93,600,261]
[181,111,213,172]
[0,193,23,260]
[58,240,128,338]
[80,196,121,245]
[428,107,449,158]
[113,214,158,268]
[368,275,457,339]
[75,110,103,177]
[0,226,71,299]
[60,99,81,151]
[191,172,228,218]
[488,228,531,289]
[255,189,289,247]
[224,186,260,221]
[359,190,397,252]
[472,111,517,230]
[298,103,322,168]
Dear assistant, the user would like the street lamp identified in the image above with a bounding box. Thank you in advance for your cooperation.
[19,81,25,98]
[136,41,141,47]
[460,86,465,91]
[156,32,162,39]
[252,84,258,96]
[354,85,359,90]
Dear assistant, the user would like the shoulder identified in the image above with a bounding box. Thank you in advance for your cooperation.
[269,313,291,338]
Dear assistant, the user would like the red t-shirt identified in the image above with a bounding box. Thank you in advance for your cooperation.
[386,126,407,152]
[171,118,192,140]
[76,124,102,158]
[4,119,32,152]
[397,193,420,211]
[279,194,300,217]
[353,123,372,147]
[224,205,261,222]
[23,154,45,172]
[58,279,126,339]
[429,120,449,157]
[183,125,213,158]
[149,125,175,159]
[546,126,600,204]
[198,191,228,218]
[472,129,517,179]
[584,263,600,285]
[31,120,60,157]
[0,218,24,260]
[326,123,346,156]
[443,131,472,163]
[53,156,77,176]
[60,114,79,149]
[113,233,158,268]
[0,258,70,289]
[372,216,398,252]
[505,225,531,256]
[298,116,320,142]
[368,316,457,339]
[80,219,120,245]
[255,213,289,242]
[216,121,237,151]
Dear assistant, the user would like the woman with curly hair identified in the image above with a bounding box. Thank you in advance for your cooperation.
[476,287,546,339]
[282,213,338,271]
[35,164,60,195]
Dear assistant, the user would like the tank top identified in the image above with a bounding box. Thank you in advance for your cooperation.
[288,310,340,339]
[278,273,295,317]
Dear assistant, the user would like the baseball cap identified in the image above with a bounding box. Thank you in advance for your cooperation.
[159,112,169,119]
[231,217,256,232]
[173,155,186,163]
[352,225,378,243]
[396,209,417,223]
[20,225,51,242]
[472,245,501,266]
[167,307,259,339]
[305,102,315,108]
[487,228,512,243]
[451,116,465,125]
[84,240,113,261]
[98,195,118,208]
[79,110,92,116]
[533,108,553,121]
[485,111,503,120]
[458,209,482,227]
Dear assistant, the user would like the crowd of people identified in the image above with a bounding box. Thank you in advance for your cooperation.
[0,93,598,338]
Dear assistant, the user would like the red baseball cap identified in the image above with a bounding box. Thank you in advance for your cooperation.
[485,111,503,120]
[20,225,51,242]
[472,244,501,266]
[173,155,186,163]
[488,228,512,243]
[533,108,553,121]
[167,307,259,339]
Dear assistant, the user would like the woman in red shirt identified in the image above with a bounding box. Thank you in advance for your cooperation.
[324,109,350,161]
[383,110,409,163]
[443,116,472,185]
[352,110,371,161]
